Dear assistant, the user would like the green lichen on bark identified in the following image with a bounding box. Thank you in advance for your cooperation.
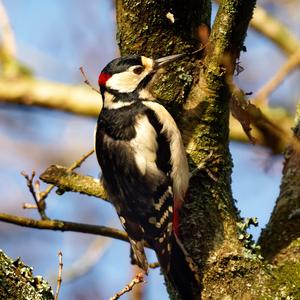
[259,101,300,262]
[40,165,109,201]
[0,250,53,300]
[265,249,300,299]
[202,254,270,299]
[179,0,257,273]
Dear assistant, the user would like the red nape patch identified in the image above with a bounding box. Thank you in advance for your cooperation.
[98,72,112,86]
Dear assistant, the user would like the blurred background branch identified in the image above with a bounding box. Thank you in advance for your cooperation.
[250,5,300,58]
[254,47,300,106]
[50,236,112,285]
[0,77,101,116]
[0,0,16,58]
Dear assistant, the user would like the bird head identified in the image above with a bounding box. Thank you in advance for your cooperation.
[98,52,189,102]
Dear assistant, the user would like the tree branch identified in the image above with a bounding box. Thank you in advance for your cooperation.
[0,0,16,58]
[39,165,109,201]
[0,250,54,299]
[250,5,300,57]
[109,273,145,300]
[230,84,294,154]
[258,102,300,262]
[0,77,101,117]
[0,213,128,242]
[39,149,95,203]
[254,47,300,106]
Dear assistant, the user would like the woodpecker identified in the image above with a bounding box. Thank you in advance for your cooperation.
[95,52,200,299]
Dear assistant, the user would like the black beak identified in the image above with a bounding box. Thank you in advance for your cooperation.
[154,49,201,69]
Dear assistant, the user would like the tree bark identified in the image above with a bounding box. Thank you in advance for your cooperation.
[0,250,53,300]
[259,103,300,265]
[115,0,299,299]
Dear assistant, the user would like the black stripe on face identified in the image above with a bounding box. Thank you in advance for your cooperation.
[102,55,143,75]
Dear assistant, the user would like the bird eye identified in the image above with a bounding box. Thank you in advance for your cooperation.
[133,66,144,75]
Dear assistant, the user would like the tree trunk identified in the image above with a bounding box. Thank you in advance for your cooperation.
[116,0,300,299]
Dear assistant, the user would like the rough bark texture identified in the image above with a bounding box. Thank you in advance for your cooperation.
[0,250,53,300]
[259,112,300,262]
[258,104,300,300]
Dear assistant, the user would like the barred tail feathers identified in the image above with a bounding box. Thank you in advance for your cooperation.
[128,237,149,273]
[153,233,200,300]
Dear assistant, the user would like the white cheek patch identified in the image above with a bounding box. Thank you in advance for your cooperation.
[106,71,141,93]
[142,101,189,202]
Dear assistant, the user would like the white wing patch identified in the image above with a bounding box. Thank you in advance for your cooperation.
[130,114,160,176]
[142,101,189,202]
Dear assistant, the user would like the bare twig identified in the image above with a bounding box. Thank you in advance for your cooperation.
[67,149,94,172]
[79,66,101,94]
[130,265,144,300]
[109,273,145,300]
[22,203,38,209]
[0,0,16,57]
[0,213,129,242]
[21,149,95,222]
[39,149,95,201]
[21,171,48,220]
[254,47,300,106]
[54,251,63,300]
[21,171,38,203]
[149,262,159,269]
[51,237,111,284]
